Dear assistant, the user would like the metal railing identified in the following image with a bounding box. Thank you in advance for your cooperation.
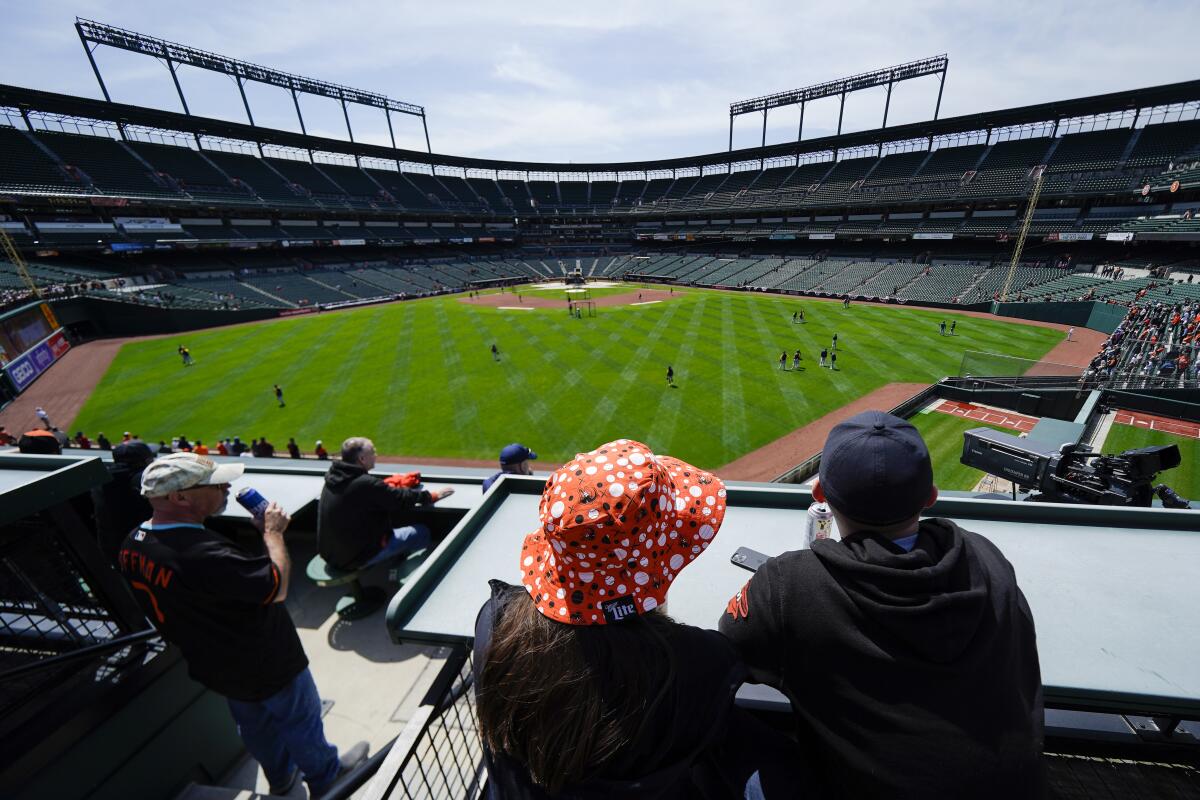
[355,644,486,800]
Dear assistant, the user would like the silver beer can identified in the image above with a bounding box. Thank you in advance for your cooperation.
[805,501,834,546]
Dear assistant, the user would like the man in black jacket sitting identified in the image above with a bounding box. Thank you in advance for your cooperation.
[719,411,1044,799]
[317,437,455,571]
[93,440,154,563]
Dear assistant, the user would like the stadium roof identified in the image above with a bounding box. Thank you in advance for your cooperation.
[2,79,1200,174]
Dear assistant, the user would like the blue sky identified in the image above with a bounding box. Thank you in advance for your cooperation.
[0,1,1194,163]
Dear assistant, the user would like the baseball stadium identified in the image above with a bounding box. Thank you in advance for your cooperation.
[0,11,1198,800]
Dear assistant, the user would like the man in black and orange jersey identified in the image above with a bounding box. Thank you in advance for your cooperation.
[118,453,366,796]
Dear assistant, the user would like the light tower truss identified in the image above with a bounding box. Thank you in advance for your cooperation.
[74,17,431,154]
[729,55,949,159]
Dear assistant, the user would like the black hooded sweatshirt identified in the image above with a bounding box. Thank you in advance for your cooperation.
[317,460,432,570]
[719,518,1044,799]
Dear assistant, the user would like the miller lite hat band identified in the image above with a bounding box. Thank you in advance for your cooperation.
[519,439,726,626]
[141,452,245,497]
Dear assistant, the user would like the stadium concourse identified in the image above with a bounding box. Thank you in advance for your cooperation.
[3,57,1200,800]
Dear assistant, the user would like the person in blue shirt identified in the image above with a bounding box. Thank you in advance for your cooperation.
[482,443,537,492]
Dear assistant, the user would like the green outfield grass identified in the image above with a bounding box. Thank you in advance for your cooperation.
[909,411,1014,492]
[70,290,1064,468]
[1101,424,1199,498]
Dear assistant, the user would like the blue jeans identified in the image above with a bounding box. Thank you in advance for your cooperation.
[226,667,340,792]
[364,524,431,568]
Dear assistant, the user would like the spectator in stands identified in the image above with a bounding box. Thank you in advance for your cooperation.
[317,437,454,571]
[481,443,537,492]
[719,411,1044,798]
[258,437,276,458]
[193,440,210,455]
[157,440,173,455]
[287,438,301,459]
[475,439,804,797]
[75,431,92,449]
[248,438,261,457]
[231,437,247,457]
[176,436,192,452]
[18,429,61,455]
[216,439,229,456]
[0,427,14,446]
[49,427,69,449]
[314,440,329,460]
[93,441,153,563]
[118,453,368,796]
[123,432,132,443]
[96,432,112,451]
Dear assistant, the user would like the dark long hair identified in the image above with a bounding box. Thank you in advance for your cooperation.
[476,591,679,792]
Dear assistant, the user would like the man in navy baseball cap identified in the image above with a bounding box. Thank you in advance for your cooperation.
[815,409,935,529]
[482,443,537,492]
[720,410,1044,797]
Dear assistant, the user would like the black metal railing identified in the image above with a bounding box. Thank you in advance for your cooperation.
[350,644,486,800]
[0,507,162,730]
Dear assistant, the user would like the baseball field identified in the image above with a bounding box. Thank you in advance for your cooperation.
[69,286,1065,469]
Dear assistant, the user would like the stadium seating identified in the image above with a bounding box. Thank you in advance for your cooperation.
[852,261,927,297]
[4,115,1200,218]
[1125,120,1200,169]
[615,179,648,205]
[36,131,179,197]
[264,158,351,203]
[126,141,254,202]
[638,178,674,204]
[557,180,590,206]
[406,172,461,207]
[497,180,532,208]
[203,151,315,206]
[959,138,1054,198]
[1046,129,1132,173]
[0,127,84,194]
[434,175,486,209]
[864,151,928,185]
[306,163,388,209]
[588,181,618,206]
[898,263,984,303]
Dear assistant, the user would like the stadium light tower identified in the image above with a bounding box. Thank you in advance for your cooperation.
[73,18,432,154]
[728,55,949,166]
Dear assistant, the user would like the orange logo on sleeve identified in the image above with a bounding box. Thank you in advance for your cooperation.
[725,581,751,620]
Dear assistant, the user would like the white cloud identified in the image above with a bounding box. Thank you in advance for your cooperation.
[492,45,573,91]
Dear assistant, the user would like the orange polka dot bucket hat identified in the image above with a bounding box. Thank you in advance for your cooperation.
[519,439,727,625]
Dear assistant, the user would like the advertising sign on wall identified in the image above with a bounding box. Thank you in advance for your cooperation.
[4,330,70,393]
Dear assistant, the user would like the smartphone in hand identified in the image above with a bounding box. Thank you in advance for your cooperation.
[731,547,769,573]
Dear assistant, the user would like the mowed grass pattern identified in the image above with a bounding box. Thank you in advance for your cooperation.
[1101,425,1199,499]
[71,290,1063,468]
[909,411,1015,491]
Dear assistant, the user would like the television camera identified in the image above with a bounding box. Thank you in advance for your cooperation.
[961,427,1190,508]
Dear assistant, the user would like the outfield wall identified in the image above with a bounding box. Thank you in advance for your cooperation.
[49,297,278,338]
[990,300,1127,334]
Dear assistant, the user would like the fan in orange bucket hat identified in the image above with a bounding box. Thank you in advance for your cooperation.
[519,438,726,625]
